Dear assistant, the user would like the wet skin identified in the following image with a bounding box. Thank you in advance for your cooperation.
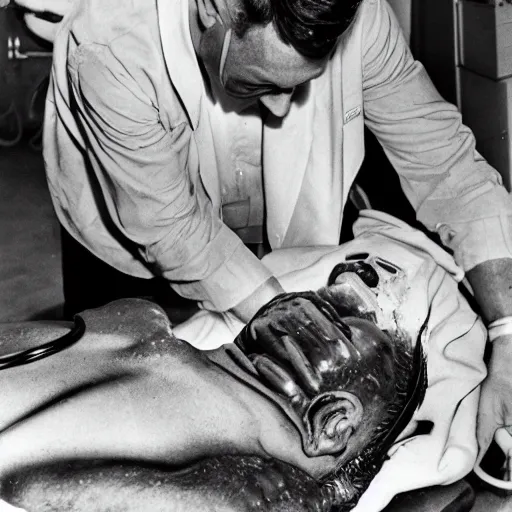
[237,262,400,463]
[0,267,402,511]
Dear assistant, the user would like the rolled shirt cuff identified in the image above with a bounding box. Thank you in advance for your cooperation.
[171,232,274,312]
[436,213,512,272]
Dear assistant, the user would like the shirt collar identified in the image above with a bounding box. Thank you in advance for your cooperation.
[157,0,204,129]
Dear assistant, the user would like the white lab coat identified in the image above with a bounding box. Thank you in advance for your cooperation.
[159,0,512,264]
[44,0,512,311]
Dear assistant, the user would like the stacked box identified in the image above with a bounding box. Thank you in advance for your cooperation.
[460,0,512,80]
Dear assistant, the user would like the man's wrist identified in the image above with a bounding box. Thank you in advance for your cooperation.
[230,277,284,323]
[490,335,512,351]
[466,258,512,324]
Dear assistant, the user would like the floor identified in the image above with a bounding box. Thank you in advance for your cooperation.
[1,143,512,512]
[0,142,63,322]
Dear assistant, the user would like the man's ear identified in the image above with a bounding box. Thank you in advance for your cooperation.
[303,391,363,457]
[196,0,224,29]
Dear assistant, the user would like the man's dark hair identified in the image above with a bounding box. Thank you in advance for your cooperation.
[236,287,427,510]
[234,0,363,58]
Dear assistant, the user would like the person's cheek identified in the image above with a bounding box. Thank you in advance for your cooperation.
[198,22,225,86]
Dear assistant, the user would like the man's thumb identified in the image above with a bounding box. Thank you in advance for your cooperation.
[475,397,498,467]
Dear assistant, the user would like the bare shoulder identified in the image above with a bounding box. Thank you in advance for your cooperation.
[0,299,187,357]
[76,298,197,359]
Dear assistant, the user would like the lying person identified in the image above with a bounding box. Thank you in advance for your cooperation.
[0,211,487,512]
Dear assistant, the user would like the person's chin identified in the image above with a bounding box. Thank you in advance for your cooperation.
[222,94,258,114]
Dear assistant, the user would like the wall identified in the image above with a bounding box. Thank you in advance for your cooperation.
[388,0,412,43]
[0,7,52,143]
[388,0,458,106]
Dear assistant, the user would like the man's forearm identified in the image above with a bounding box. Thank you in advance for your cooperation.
[466,258,512,324]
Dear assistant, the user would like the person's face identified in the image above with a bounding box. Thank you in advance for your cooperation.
[237,254,413,463]
[199,17,328,116]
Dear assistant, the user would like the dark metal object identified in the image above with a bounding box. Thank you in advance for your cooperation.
[1,1,63,21]
[7,35,52,60]
[0,315,86,370]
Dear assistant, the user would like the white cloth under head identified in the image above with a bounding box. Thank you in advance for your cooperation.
[175,210,487,512]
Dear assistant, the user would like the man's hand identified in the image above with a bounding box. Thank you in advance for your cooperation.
[467,260,512,464]
[230,277,285,324]
[236,290,352,399]
[477,336,512,465]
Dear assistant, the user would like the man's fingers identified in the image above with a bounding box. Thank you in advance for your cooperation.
[494,427,512,459]
[251,354,308,408]
[281,335,320,394]
[24,13,59,42]
[476,387,500,466]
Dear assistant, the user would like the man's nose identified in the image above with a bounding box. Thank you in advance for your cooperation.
[260,90,294,117]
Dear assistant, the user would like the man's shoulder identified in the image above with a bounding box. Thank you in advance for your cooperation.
[59,0,169,91]
[66,0,161,48]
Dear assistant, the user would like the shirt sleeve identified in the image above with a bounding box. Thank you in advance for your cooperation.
[68,41,273,312]
[361,0,512,271]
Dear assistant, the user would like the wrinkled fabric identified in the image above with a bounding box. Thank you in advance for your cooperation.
[44,0,512,313]
[175,210,487,511]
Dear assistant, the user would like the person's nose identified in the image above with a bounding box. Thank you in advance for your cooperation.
[260,90,294,117]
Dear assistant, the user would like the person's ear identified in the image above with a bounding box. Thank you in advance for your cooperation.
[303,391,364,457]
[196,0,222,29]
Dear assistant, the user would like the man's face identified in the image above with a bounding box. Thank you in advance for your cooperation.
[199,18,328,116]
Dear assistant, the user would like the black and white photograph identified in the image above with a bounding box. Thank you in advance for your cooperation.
[1,0,512,510]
